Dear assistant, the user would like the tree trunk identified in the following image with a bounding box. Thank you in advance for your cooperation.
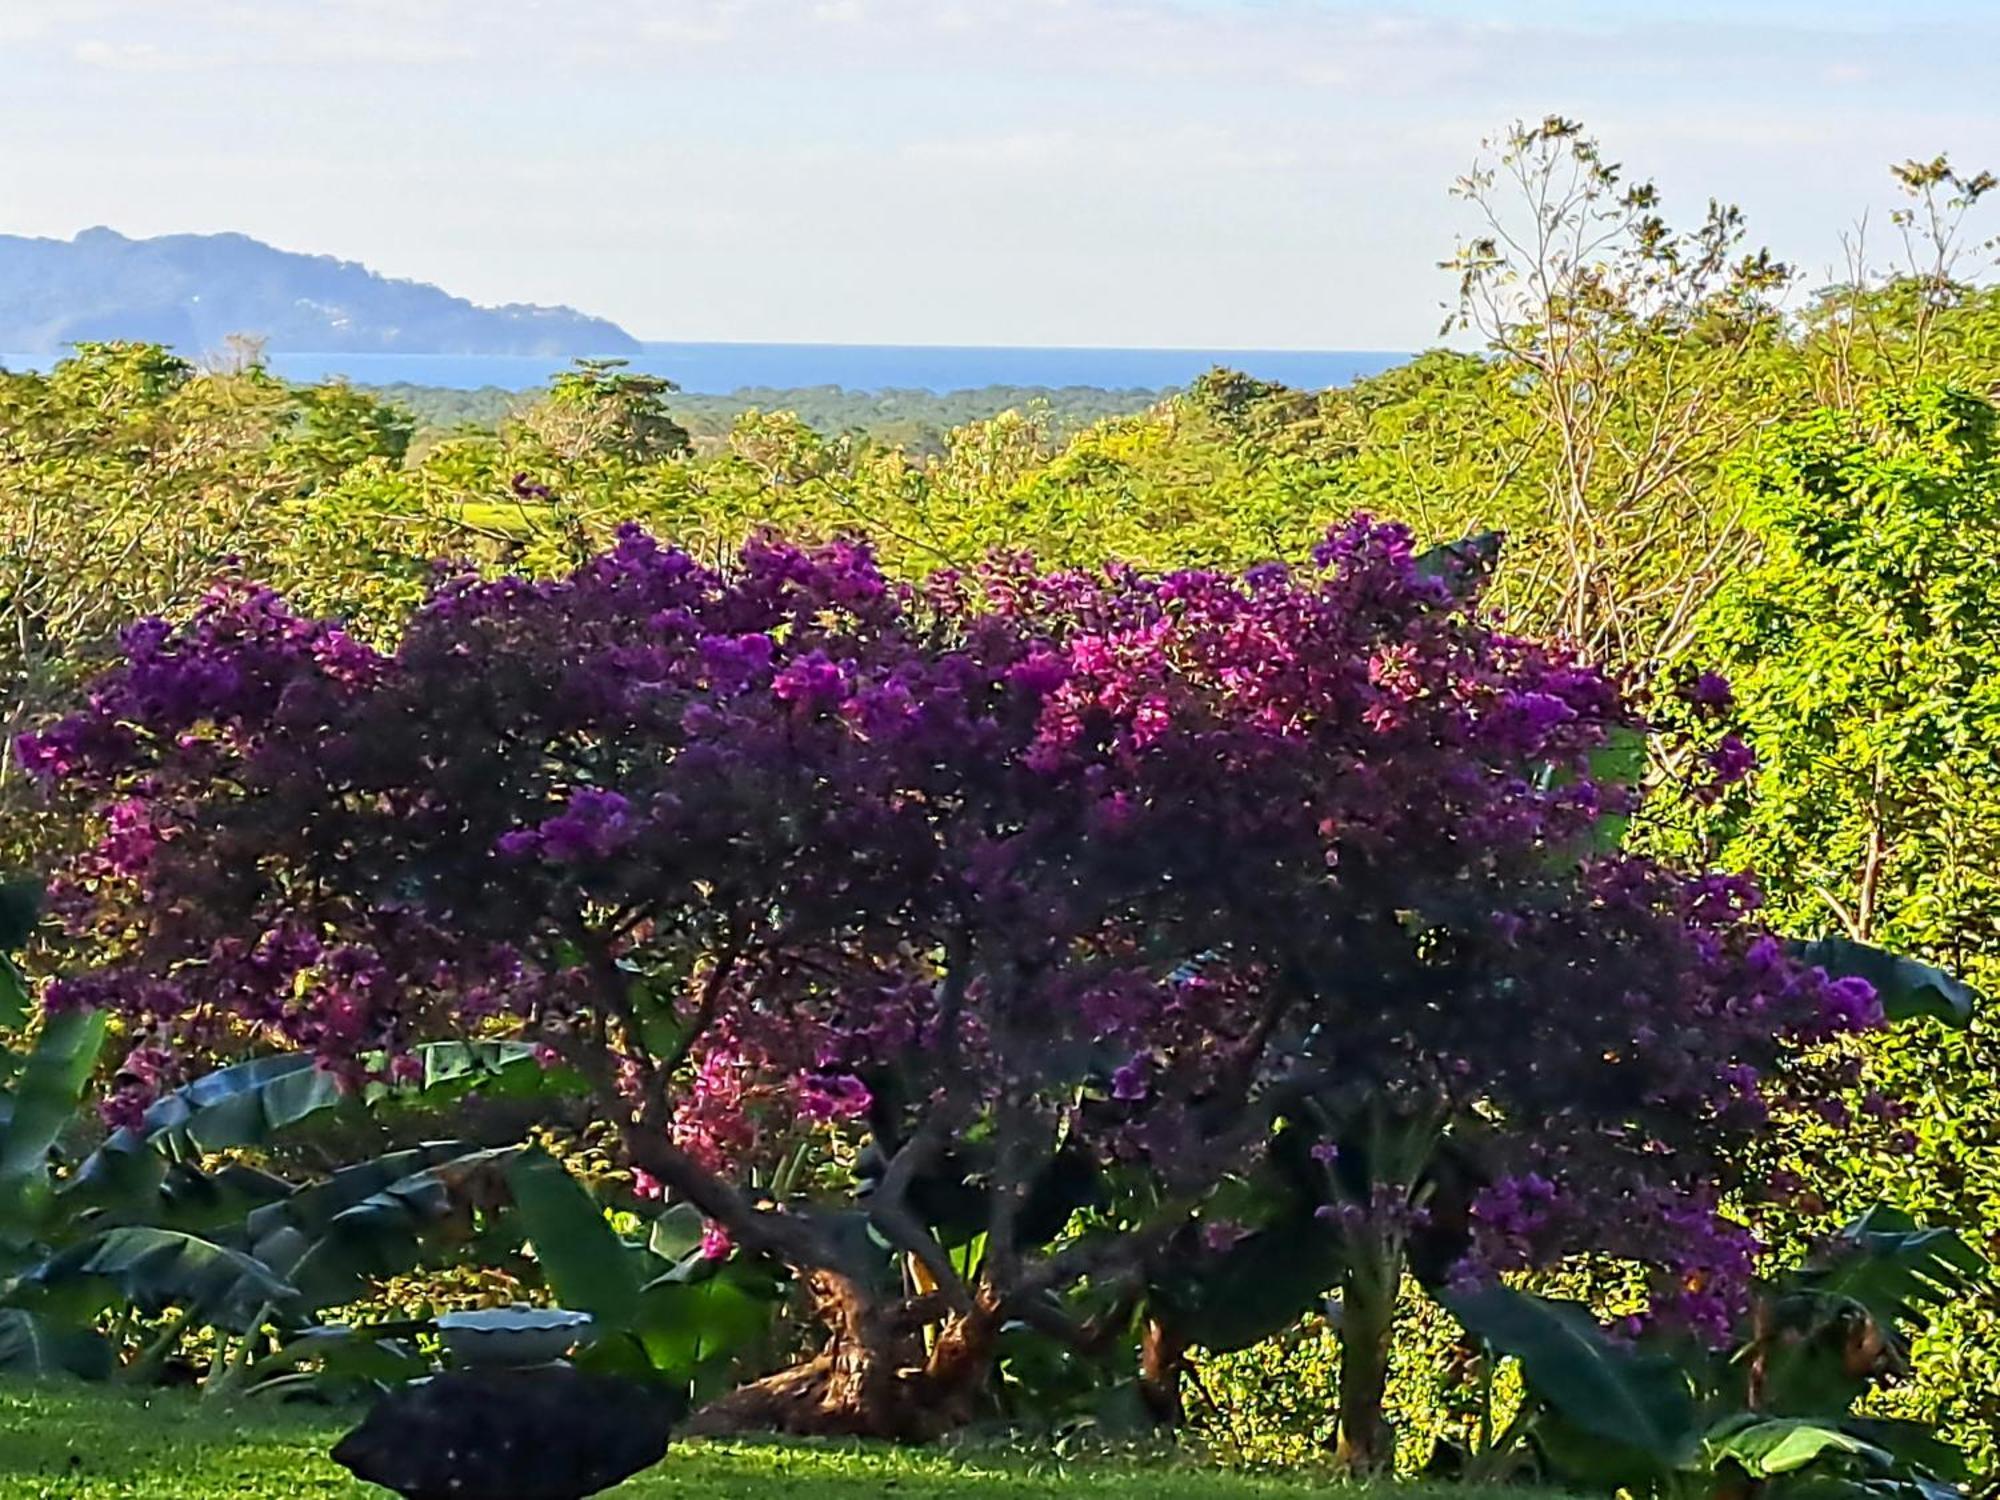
[687,1272,1001,1442]
[1137,1318,1187,1426]
[1334,1257,1399,1473]
[920,1285,1005,1430]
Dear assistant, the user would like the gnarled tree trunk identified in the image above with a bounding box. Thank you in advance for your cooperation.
[687,1272,1002,1442]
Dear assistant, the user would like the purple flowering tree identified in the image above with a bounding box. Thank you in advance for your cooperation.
[22,522,1887,1457]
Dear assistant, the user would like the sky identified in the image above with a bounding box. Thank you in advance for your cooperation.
[0,0,1996,349]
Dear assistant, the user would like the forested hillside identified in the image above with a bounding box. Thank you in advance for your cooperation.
[0,227,639,355]
[376,377,1170,456]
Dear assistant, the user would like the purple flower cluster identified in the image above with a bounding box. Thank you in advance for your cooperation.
[497,788,636,863]
[21,521,1900,1322]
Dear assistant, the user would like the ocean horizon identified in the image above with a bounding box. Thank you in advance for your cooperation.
[7,342,1410,395]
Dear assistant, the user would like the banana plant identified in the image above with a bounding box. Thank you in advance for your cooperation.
[1441,1206,1988,1500]
[0,873,107,1263]
[1789,940,1981,1028]
[214,1147,785,1404]
[0,866,616,1389]
[68,1038,574,1211]
[0,1028,573,1389]
[0,1008,109,1256]
[507,1149,786,1406]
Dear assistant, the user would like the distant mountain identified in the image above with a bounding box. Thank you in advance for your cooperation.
[0,228,641,356]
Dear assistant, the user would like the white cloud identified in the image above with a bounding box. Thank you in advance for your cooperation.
[639,1,748,47]
[71,39,177,71]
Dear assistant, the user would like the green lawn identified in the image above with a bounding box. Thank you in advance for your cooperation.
[0,1380,1517,1499]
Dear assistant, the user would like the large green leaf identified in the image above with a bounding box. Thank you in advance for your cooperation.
[0,1008,109,1238]
[0,957,31,1035]
[630,1261,778,1378]
[49,1147,287,1239]
[1838,1418,1971,1484]
[1793,940,1980,1028]
[143,1161,294,1234]
[73,1040,575,1200]
[271,1145,517,1312]
[84,1052,340,1169]
[28,1226,297,1332]
[646,1202,708,1264]
[505,1149,642,1328]
[1443,1283,1700,1469]
[371,1039,577,1103]
[0,1307,113,1379]
[1793,1206,1986,1338]
[246,1142,484,1264]
[1706,1415,1891,1478]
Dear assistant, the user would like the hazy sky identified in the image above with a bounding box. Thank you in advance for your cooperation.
[1,0,1996,348]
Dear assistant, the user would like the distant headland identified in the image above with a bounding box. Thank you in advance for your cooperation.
[0,227,640,357]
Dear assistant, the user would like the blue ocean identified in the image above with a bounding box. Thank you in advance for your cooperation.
[248,343,1406,394]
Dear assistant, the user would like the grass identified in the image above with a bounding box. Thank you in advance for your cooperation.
[0,1379,1525,1500]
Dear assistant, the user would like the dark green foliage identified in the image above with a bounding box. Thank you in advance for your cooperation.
[379,380,1166,454]
[1150,1221,1344,1356]
[1760,1207,1986,1416]
[28,1225,297,1333]
[0,1306,113,1378]
[1442,1286,1699,1473]
[252,1143,513,1312]
[1439,1207,1987,1497]
[0,879,43,954]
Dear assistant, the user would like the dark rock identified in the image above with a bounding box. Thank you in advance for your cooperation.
[331,1365,680,1500]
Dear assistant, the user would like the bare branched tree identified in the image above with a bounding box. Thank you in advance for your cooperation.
[1442,117,1792,673]
[1816,156,1998,405]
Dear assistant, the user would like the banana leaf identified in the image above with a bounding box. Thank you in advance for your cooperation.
[1793,940,1979,1028]
[0,1009,109,1240]
[0,1306,113,1379]
[1443,1283,1700,1470]
[269,1145,519,1312]
[27,1225,297,1333]
[505,1149,643,1328]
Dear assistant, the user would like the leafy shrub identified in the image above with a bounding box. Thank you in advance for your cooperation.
[1653,384,2000,1468]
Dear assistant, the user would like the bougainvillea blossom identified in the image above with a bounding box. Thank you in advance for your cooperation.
[24,520,1890,1436]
